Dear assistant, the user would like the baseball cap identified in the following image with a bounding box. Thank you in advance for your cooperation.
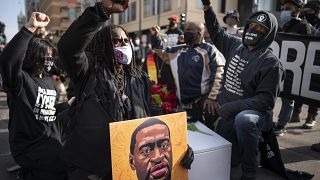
[223,10,240,23]
[246,12,270,30]
[281,0,305,8]
[168,15,179,23]
[303,1,320,12]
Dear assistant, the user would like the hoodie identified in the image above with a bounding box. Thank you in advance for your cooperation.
[204,8,284,119]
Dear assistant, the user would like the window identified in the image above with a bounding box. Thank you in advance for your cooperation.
[196,0,203,9]
[160,0,171,13]
[144,0,157,17]
[119,1,137,24]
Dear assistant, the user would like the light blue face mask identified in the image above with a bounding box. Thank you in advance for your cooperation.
[280,10,292,24]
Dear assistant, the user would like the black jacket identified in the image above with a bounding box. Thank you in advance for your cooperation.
[204,8,284,119]
[58,6,153,175]
[281,18,314,35]
[0,28,67,158]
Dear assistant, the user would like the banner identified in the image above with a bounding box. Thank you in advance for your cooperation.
[110,112,188,180]
[270,33,320,106]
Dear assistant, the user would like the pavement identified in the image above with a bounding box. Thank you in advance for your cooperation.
[0,91,319,180]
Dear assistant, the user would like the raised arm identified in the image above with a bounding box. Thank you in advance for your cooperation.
[0,12,49,93]
[201,0,241,57]
[58,0,129,80]
[150,26,182,64]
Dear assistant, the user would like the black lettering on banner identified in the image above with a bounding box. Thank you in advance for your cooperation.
[270,33,320,105]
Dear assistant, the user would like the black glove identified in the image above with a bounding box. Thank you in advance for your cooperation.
[180,145,194,170]
[201,0,211,6]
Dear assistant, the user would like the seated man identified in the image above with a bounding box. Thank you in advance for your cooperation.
[201,0,284,179]
[151,22,225,130]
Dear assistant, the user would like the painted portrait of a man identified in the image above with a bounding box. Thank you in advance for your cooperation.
[129,118,172,180]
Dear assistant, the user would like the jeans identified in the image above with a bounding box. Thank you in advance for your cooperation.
[218,110,267,179]
[294,101,319,115]
[277,98,294,127]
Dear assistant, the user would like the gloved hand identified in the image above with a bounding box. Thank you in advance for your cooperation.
[180,145,194,170]
[201,0,211,6]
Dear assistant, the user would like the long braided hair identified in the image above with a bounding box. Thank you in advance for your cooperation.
[85,24,142,97]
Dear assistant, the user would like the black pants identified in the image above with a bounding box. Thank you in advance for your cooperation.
[294,101,318,115]
[14,138,67,180]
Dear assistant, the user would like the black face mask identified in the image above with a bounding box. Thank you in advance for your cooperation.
[169,21,175,27]
[304,13,318,25]
[184,32,196,45]
[243,28,264,46]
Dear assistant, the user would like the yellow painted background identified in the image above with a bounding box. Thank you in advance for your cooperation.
[110,112,188,180]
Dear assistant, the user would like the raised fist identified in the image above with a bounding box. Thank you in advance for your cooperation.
[150,25,160,36]
[201,0,211,6]
[27,12,50,29]
[101,0,130,13]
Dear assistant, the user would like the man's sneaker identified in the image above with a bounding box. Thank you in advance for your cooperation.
[289,110,301,123]
[274,126,286,136]
[311,143,320,152]
[302,113,316,129]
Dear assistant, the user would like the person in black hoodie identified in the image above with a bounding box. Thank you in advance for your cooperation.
[58,0,193,179]
[201,0,284,179]
[0,12,71,180]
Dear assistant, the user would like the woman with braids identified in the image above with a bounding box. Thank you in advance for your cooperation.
[58,0,193,179]
[0,12,73,180]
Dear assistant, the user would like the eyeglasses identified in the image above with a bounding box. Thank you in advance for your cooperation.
[112,36,130,47]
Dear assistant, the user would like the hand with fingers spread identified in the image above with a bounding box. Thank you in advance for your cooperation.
[26,12,50,33]
[203,98,220,115]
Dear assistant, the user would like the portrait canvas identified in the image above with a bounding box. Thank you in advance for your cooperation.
[110,112,188,180]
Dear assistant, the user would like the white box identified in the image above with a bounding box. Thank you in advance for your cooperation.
[188,121,232,180]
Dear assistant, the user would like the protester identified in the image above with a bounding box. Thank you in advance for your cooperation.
[58,0,193,179]
[201,0,284,179]
[0,21,6,53]
[155,15,184,92]
[275,0,315,136]
[289,0,320,130]
[166,15,184,47]
[151,21,225,130]
[0,21,6,91]
[0,12,73,180]
[223,9,243,37]
[302,0,320,35]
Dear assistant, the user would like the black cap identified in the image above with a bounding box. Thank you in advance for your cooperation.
[223,10,240,23]
[281,0,305,8]
[303,1,320,12]
[246,12,270,30]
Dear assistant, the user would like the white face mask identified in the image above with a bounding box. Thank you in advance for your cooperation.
[114,45,133,65]
[280,10,292,24]
[44,60,54,72]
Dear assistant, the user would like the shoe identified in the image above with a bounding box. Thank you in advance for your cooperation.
[274,126,286,136]
[289,110,301,123]
[311,143,320,152]
[302,113,316,129]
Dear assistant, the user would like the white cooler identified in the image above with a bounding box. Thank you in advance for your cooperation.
[188,121,232,180]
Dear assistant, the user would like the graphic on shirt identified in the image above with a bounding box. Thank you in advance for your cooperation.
[167,34,179,47]
[224,54,247,96]
[33,87,57,122]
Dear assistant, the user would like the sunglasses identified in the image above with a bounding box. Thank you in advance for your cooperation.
[112,37,130,46]
[44,56,55,62]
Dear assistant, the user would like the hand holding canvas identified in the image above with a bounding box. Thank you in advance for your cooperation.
[180,145,194,170]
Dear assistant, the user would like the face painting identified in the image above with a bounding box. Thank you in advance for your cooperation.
[131,124,172,180]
